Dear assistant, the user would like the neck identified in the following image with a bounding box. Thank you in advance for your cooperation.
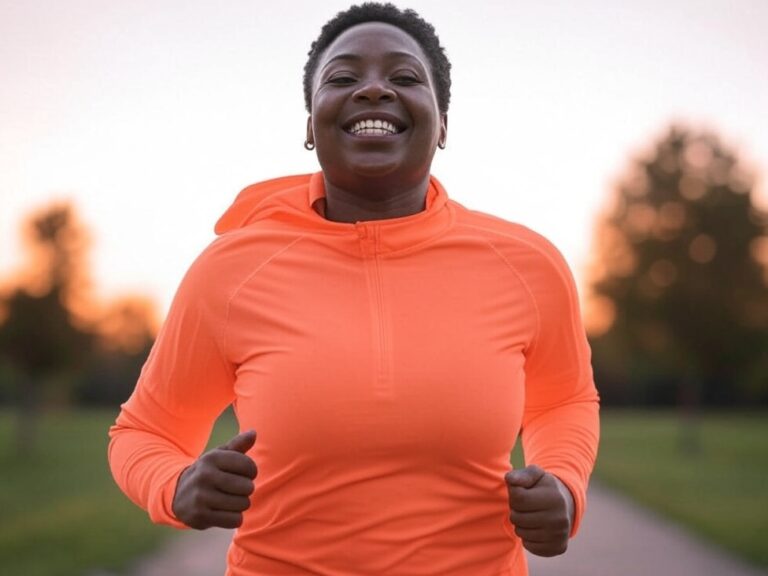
[322,175,430,223]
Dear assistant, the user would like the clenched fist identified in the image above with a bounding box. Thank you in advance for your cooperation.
[505,465,574,557]
[172,430,257,529]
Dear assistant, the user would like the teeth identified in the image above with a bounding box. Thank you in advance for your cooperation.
[348,119,399,135]
[356,128,390,136]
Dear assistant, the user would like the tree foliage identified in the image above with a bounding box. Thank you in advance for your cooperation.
[0,202,159,452]
[0,204,95,398]
[0,203,95,452]
[587,125,768,405]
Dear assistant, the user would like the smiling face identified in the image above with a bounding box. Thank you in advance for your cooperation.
[308,22,447,196]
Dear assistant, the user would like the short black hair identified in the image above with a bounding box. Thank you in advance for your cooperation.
[303,2,451,114]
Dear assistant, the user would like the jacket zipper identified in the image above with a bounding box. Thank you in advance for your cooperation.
[358,224,392,398]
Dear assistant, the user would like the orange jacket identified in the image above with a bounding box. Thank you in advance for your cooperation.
[109,172,599,575]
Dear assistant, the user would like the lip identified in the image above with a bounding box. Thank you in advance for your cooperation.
[342,111,408,135]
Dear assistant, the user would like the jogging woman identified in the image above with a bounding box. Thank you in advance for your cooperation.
[109,4,600,574]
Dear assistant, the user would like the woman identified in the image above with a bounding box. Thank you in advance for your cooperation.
[108,3,600,575]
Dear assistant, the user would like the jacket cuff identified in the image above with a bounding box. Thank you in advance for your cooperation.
[548,469,587,537]
[148,461,193,529]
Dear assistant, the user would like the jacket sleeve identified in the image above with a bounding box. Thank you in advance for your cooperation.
[108,241,237,527]
[518,235,600,537]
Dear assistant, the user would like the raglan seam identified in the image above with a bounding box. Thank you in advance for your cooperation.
[223,235,308,360]
[479,237,542,354]
[456,221,587,366]
[456,220,549,352]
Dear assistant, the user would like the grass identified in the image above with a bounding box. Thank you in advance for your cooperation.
[0,408,237,576]
[593,409,768,568]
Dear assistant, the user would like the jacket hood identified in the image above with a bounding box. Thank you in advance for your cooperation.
[214,173,318,235]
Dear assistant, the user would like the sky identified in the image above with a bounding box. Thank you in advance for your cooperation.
[2,0,767,315]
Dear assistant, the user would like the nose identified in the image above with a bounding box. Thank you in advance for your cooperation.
[353,78,396,103]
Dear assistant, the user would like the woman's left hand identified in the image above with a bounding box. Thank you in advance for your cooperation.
[504,465,574,557]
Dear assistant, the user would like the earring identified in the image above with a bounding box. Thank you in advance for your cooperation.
[304,140,315,151]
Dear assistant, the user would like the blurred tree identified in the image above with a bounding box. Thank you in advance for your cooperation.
[0,202,162,453]
[0,203,95,453]
[586,125,768,409]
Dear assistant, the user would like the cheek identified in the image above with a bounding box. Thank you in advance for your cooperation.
[311,91,344,125]
[410,99,441,135]
[412,112,442,146]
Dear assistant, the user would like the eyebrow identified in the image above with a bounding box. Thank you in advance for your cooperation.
[320,51,425,72]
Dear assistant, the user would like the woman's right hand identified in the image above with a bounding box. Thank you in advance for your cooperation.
[172,430,258,529]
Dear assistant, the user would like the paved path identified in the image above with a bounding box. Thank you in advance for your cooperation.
[127,527,233,576]
[128,483,766,575]
[525,482,766,576]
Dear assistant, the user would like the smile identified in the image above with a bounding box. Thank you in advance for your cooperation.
[346,119,404,137]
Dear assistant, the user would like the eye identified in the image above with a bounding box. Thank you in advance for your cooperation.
[327,75,357,86]
[392,74,420,85]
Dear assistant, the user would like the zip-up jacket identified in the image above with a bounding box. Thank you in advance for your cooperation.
[108,172,600,575]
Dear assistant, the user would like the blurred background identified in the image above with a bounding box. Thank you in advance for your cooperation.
[1,1,766,574]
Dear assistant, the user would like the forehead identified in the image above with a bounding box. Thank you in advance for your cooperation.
[317,21,430,70]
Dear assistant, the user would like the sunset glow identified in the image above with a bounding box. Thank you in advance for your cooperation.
[2,0,767,320]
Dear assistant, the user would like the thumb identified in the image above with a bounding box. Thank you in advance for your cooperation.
[505,465,545,489]
[220,429,257,454]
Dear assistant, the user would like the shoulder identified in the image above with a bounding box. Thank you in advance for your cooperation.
[448,200,571,277]
[176,227,302,309]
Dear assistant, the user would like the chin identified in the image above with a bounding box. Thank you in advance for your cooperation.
[351,162,400,179]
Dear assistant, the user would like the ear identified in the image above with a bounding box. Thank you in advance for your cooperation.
[438,113,448,149]
[305,116,315,147]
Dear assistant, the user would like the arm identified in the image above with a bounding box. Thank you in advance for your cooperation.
[107,242,238,527]
[505,234,600,554]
